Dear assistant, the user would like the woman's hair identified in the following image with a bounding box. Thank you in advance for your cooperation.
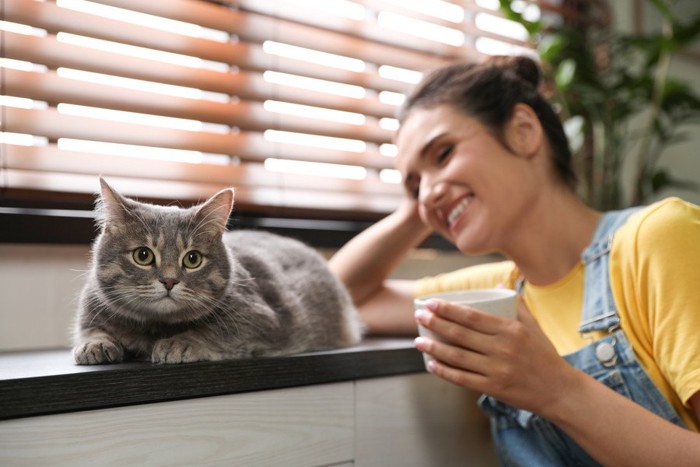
[398,55,577,191]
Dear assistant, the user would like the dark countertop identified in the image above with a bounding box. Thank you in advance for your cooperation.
[0,338,425,421]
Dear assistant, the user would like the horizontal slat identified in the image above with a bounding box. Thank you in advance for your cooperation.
[363,0,601,31]
[103,0,465,63]
[248,0,527,51]
[0,106,284,154]
[361,0,469,27]
[3,30,412,97]
[4,145,401,196]
[229,0,476,59]
[361,0,512,19]
[361,0,531,47]
[6,0,450,71]
[5,68,397,140]
[3,105,392,149]
[4,108,393,169]
[1,170,402,218]
[1,48,396,120]
[220,6,458,70]
[4,0,235,67]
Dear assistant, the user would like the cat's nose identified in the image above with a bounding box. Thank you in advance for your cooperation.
[160,278,180,291]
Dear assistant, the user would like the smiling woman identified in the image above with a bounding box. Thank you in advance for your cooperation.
[0,0,547,222]
[329,54,700,466]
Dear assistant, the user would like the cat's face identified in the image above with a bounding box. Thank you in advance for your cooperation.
[92,180,234,324]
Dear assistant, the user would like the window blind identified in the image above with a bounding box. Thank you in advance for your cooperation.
[1,0,541,220]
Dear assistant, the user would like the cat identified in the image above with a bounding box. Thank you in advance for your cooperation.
[73,178,363,364]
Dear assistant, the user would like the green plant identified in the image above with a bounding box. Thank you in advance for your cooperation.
[500,0,700,209]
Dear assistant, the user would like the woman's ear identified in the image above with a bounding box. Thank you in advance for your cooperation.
[505,103,543,159]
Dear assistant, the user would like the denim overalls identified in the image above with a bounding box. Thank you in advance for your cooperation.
[478,208,686,466]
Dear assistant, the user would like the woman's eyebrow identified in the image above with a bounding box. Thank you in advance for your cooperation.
[418,132,447,161]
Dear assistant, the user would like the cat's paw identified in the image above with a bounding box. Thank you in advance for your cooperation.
[151,338,220,364]
[74,339,124,364]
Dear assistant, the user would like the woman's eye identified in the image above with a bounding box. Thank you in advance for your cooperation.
[183,250,203,269]
[436,145,453,163]
[132,247,155,266]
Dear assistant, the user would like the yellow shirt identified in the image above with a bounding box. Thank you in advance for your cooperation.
[416,197,700,430]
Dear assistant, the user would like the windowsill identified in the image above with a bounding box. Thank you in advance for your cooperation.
[0,338,424,421]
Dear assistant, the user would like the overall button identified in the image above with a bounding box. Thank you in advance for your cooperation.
[595,342,617,367]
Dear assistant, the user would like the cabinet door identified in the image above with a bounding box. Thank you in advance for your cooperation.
[0,382,354,467]
[355,373,498,467]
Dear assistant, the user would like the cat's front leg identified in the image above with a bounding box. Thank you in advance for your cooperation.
[74,329,125,364]
[152,334,225,364]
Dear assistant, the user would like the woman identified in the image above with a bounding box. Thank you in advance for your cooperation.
[329,56,700,466]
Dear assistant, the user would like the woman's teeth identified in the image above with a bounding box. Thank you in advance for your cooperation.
[447,197,471,226]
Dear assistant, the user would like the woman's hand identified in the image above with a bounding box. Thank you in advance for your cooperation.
[414,297,575,416]
[383,195,428,241]
[415,298,700,466]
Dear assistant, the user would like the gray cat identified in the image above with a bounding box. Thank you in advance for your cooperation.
[73,178,362,364]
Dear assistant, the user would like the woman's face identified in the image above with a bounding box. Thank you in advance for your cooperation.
[395,104,538,255]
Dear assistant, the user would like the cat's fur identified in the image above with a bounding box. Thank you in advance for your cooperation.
[73,178,362,364]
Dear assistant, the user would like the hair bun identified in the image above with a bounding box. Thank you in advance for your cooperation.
[486,55,541,88]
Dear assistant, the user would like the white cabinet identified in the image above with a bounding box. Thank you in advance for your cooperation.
[0,375,498,467]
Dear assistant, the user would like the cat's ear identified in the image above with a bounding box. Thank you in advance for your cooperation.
[195,188,234,237]
[96,177,131,225]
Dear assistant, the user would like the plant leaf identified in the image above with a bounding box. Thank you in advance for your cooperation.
[555,59,577,89]
[647,0,673,23]
[652,169,699,193]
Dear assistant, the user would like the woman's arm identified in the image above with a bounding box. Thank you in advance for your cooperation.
[549,369,700,467]
[415,298,700,466]
[329,199,432,335]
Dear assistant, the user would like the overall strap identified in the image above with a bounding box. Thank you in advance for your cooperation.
[578,207,641,334]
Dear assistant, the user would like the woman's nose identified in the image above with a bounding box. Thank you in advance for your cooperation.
[420,178,448,207]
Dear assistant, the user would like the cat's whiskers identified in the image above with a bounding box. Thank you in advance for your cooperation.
[84,293,123,328]
[172,286,251,337]
[69,268,92,282]
[228,277,257,285]
[95,284,164,321]
[180,291,230,331]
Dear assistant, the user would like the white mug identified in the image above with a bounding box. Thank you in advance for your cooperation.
[414,288,517,368]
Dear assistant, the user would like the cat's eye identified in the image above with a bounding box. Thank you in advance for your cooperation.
[132,247,155,266]
[183,250,203,269]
